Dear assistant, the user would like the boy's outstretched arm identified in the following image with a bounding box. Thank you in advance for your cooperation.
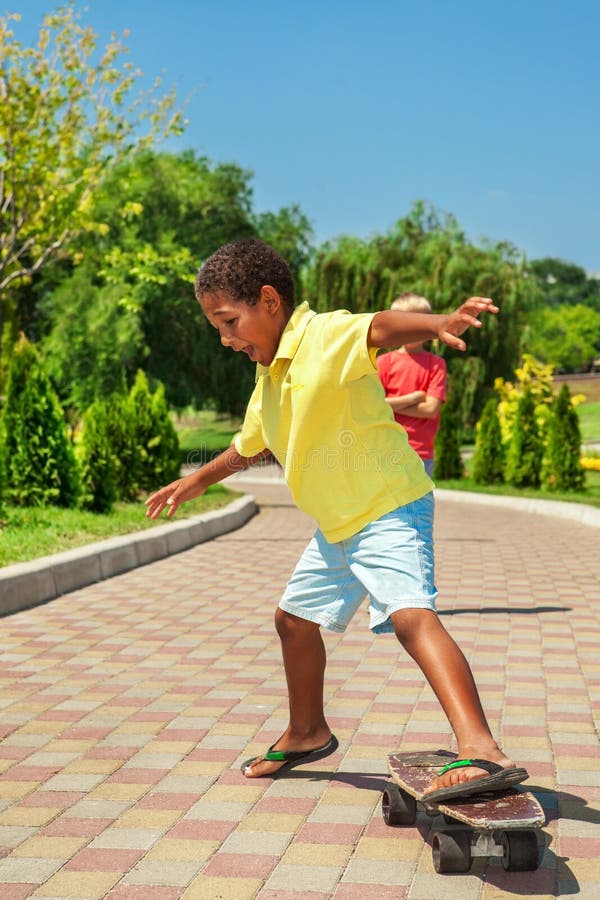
[145,445,270,520]
[369,297,498,351]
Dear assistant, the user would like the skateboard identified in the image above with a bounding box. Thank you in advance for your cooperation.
[383,750,545,874]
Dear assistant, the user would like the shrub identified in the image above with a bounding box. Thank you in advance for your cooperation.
[78,400,117,512]
[472,397,505,484]
[505,388,543,487]
[541,384,585,491]
[433,399,463,480]
[1,336,79,507]
[129,370,180,492]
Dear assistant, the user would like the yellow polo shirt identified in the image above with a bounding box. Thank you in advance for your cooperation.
[234,301,433,542]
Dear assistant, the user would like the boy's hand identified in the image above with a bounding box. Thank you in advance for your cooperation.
[438,297,498,351]
[145,473,206,520]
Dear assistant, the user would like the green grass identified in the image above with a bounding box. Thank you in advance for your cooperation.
[0,485,238,568]
[175,409,241,465]
[437,467,600,509]
[578,401,600,443]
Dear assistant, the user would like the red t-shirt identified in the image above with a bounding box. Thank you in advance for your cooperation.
[376,350,447,460]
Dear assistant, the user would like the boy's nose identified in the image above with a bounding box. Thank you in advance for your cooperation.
[220,334,233,347]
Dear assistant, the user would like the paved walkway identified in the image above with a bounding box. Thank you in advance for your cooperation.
[0,473,599,899]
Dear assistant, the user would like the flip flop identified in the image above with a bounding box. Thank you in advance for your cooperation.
[423,758,529,803]
[241,734,339,779]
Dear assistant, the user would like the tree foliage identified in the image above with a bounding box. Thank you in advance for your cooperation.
[523,304,600,373]
[433,398,463,480]
[472,397,505,485]
[78,399,117,512]
[0,335,79,506]
[504,389,543,488]
[0,5,183,382]
[541,385,584,492]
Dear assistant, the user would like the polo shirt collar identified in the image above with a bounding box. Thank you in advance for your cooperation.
[256,301,316,378]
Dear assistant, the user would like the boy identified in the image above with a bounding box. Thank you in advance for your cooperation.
[146,238,527,800]
[377,293,446,476]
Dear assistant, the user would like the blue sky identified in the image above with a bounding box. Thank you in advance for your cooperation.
[9,0,600,272]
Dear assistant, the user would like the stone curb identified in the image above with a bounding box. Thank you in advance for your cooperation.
[0,495,258,618]
[436,487,600,527]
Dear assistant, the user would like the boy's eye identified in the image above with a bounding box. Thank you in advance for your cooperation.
[225,318,236,327]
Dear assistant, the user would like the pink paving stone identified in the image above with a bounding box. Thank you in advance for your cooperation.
[0,766,60,781]
[0,746,40,760]
[84,747,139,760]
[553,744,600,757]
[135,793,198,811]
[259,892,338,900]
[36,710,87,721]
[167,819,236,841]
[128,712,174,722]
[19,791,84,808]
[106,887,182,899]
[185,749,238,762]
[503,726,548,737]
[364,817,415,838]
[65,847,144,871]
[334,886,408,900]
[218,769,256,785]
[203,852,278,878]
[58,727,114,739]
[296,823,364,844]
[559,836,600,856]
[221,714,267,724]
[485,866,556,893]
[155,730,208,741]
[336,691,379,699]
[0,885,38,900]
[40,817,114,837]
[107,768,169,784]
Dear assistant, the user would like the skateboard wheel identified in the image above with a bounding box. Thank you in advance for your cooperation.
[382,785,417,826]
[501,829,540,871]
[432,829,472,873]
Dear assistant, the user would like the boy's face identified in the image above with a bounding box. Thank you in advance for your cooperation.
[201,288,286,367]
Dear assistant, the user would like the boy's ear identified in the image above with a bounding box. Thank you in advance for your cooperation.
[260,284,281,313]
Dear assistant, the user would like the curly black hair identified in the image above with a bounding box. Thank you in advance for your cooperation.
[195,238,295,311]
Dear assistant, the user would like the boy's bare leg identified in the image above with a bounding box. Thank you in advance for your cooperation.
[390,608,515,794]
[243,609,332,778]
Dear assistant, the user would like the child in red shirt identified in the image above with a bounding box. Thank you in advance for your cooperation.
[377,293,447,476]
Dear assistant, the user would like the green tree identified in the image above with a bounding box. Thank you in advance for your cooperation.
[78,399,117,512]
[523,304,600,372]
[128,370,180,492]
[541,385,585,491]
[472,397,505,484]
[505,389,543,488]
[0,336,79,506]
[0,6,183,382]
[433,399,463,480]
[530,258,600,312]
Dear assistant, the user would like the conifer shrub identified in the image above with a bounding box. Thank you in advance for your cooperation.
[433,399,463,480]
[541,384,585,491]
[129,370,180,492]
[472,397,505,484]
[505,388,543,487]
[1,336,79,507]
[106,392,139,502]
[78,400,117,512]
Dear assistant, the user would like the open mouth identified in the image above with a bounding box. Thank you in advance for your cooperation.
[242,345,255,359]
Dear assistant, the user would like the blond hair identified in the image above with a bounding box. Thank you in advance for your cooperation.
[390,292,432,314]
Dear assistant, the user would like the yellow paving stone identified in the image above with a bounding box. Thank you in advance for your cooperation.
[345,745,389,759]
[243,694,285,704]
[0,806,61,827]
[144,741,197,754]
[184,706,229,717]
[211,723,256,735]
[12,835,88,857]
[5,703,53,713]
[145,838,219,860]
[116,808,182,828]
[182,875,262,900]
[483,891,553,900]
[354,837,421,860]
[363,712,411,723]
[43,740,96,753]
[89,782,151,802]
[114,721,163,734]
[320,788,378,807]
[239,812,305,832]
[0,781,39,799]
[98,706,139,716]
[18,722,65,734]
[32,870,120,897]
[556,757,598,770]
[174,761,227,776]
[549,722,596,733]
[558,857,600,879]
[504,737,551,748]
[203,785,265,803]
[62,758,123,775]
[282,842,352,866]
[0,758,18,773]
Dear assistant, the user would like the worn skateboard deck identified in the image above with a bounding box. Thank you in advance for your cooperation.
[383,750,545,873]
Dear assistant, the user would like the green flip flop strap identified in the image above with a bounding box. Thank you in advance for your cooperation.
[437,758,475,776]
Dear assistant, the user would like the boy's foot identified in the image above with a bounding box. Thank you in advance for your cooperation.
[242,732,338,779]
[423,749,528,802]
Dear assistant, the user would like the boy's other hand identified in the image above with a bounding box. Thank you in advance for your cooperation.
[439,297,498,351]
[145,474,205,520]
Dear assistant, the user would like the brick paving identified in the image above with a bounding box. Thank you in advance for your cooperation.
[0,471,599,899]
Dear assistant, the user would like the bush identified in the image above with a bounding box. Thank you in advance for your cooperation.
[472,397,505,484]
[433,399,463,480]
[505,389,543,487]
[541,384,585,491]
[78,400,117,512]
[1,336,79,507]
[129,371,180,492]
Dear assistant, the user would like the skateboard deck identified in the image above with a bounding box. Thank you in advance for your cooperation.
[383,750,545,873]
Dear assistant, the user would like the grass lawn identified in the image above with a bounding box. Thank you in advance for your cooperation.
[437,465,600,509]
[578,401,600,444]
[0,485,238,568]
[175,409,241,465]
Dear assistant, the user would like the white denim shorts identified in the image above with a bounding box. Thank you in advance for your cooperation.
[279,492,437,634]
